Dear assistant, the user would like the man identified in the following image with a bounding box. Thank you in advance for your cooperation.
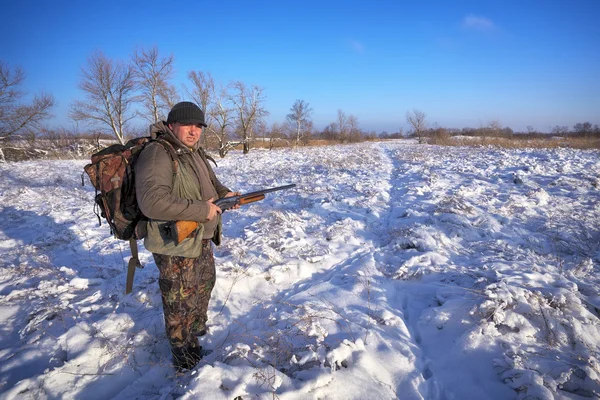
[135,101,238,371]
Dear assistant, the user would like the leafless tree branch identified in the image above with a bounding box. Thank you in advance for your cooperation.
[406,109,427,144]
[286,99,313,147]
[337,109,348,143]
[70,51,136,145]
[229,81,269,154]
[207,83,236,157]
[132,46,177,124]
[0,61,56,139]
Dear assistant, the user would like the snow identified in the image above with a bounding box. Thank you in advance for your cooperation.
[1,140,599,399]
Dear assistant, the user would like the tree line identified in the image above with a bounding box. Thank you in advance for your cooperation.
[384,109,600,145]
[1,50,598,157]
[1,47,376,157]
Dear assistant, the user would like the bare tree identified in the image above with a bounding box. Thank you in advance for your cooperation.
[187,71,214,120]
[229,81,269,154]
[0,61,56,141]
[573,122,593,137]
[348,114,361,143]
[286,99,313,147]
[321,123,338,141]
[187,71,214,147]
[268,122,288,150]
[208,84,237,157]
[160,84,179,110]
[337,109,348,143]
[551,125,570,136]
[132,46,177,124]
[302,120,314,145]
[255,119,268,142]
[70,51,136,145]
[406,109,427,144]
[488,120,502,136]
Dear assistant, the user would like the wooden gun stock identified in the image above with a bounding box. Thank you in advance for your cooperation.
[173,220,199,245]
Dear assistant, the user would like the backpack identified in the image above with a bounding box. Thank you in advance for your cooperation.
[83,135,178,294]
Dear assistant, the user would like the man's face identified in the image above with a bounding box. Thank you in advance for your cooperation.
[170,123,203,147]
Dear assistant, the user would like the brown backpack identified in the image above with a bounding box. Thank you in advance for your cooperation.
[83,136,178,293]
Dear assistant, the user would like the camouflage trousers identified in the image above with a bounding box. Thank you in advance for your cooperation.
[153,240,216,351]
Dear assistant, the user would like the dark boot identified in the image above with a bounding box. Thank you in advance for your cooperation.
[172,342,202,371]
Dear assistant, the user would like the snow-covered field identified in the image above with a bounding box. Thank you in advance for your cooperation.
[1,140,599,399]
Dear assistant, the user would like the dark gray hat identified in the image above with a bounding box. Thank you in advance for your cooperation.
[167,101,207,127]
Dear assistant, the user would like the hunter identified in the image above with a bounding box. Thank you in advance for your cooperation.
[135,101,239,371]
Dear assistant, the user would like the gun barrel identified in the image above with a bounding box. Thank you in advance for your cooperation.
[172,184,295,244]
[243,184,296,198]
[216,184,295,212]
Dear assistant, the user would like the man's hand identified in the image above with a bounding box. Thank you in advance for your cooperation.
[224,191,242,209]
[207,197,222,220]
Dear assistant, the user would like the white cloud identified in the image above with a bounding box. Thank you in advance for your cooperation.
[462,14,496,31]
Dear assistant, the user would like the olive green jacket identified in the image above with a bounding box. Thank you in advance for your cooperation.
[135,122,231,257]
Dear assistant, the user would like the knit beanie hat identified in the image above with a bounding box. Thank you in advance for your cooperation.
[167,101,207,127]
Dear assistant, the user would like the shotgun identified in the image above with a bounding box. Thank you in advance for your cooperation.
[171,184,296,244]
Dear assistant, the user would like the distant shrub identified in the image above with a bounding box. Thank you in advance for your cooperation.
[430,135,600,149]
[427,128,451,145]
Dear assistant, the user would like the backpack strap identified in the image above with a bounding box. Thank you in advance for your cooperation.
[125,137,179,295]
[125,237,142,294]
[203,150,218,168]
[198,148,221,190]
[154,137,179,176]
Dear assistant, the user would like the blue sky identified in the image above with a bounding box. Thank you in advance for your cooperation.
[1,0,599,133]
